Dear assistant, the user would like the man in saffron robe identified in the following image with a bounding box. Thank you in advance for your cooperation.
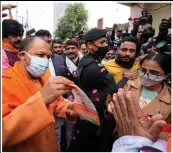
[2,36,79,152]
[2,19,24,70]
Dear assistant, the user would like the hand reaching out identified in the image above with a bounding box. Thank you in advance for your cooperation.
[108,88,167,142]
[124,69,139,80]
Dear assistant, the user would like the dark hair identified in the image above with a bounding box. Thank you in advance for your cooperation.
[117,36,138,48]
[140,52,171,74]
[65,39,78,48]
[51,39,63,51]
[79,41,85,48]
[2,19,24,38]
[19,36,45,52]
[108,47,115,51]
[52,39,63,45]
[35,29,52,37]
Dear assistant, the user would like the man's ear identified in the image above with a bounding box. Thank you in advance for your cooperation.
[17,51,26,60]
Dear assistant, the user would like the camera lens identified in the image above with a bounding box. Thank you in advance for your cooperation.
[155,41,169,53]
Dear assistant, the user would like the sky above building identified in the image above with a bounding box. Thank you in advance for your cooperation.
[2,1,130,35]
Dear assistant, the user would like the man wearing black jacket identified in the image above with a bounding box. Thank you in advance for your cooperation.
[131,18,140,37]
[68,28,127,152]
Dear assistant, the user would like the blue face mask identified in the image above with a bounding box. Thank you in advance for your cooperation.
[24,52,49,78]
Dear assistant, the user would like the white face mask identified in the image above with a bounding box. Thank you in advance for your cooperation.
[140,72,165,87]
[24,52,49,78]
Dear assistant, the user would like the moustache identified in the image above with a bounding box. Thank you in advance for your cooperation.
[14,40,21,44]
[122,56,131,59]
[67,52,75,55]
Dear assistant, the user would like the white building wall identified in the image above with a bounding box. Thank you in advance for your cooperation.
[53,2,71,35]
[146,3,171,34]
[128,3,171,34]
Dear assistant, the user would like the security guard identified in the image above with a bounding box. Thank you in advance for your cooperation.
[68,28,123,152]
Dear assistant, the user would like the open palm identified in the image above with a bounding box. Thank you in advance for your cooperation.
[108,88,166,142]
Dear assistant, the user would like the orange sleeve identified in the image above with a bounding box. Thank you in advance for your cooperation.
[52,97,77,124]
[167,133,171,152]
[2,82,21,117]
[2,91,54,148]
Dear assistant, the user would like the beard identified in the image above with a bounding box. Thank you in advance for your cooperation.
[120,55,133,62]
[115,55,136,69]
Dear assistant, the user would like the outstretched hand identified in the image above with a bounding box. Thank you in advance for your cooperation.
[108,88,167,142]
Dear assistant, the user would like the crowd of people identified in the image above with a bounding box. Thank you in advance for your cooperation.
[2,4,171,152]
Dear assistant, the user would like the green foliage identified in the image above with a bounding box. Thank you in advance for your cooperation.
[54,3,88,40]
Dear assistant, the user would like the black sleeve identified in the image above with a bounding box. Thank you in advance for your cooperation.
[116,77,129,88]
[81,63,118,94]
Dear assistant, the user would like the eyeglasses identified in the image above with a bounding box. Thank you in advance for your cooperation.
[139,68,165,80]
